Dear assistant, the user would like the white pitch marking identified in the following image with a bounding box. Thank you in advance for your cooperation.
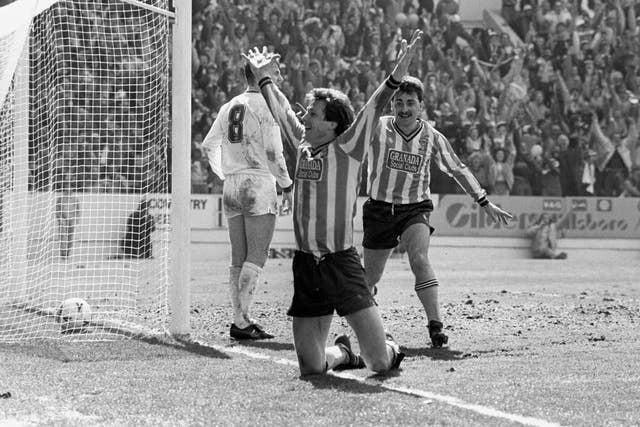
[197,339,563,427]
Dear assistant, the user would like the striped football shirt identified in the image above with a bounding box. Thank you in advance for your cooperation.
[202,90,292,190]
[367,117,487,204]
[259,76,400,256]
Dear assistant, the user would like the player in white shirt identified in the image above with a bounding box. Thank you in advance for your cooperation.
[202,60,293,340]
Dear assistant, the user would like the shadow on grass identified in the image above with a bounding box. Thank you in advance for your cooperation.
[0,334,231,362]
[170,335,232,359]
[236,339,295,351]
[365,368,405,381]
[301,372,389,395]
[401,346,466,361]
[3,302,231,361]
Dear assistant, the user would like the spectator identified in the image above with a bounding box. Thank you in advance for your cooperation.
[526,213,567,260]
[183,0,640,199]
[622,166,640,197]
[528,151,545,196]
[120,199,156,259]
[191,157,209,194]
[489,147,515,195]
[580,149,598,196]
[501,0,518,28]
[512,160,534,195]
[464,125,484,157]
[540,152,563,196]
[556,135,584,196]
[526,90,549,125]
[592,115,632,197]
[467,151,494,194]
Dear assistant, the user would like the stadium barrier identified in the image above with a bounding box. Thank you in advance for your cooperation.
[432,194,640,239]
[8,193,637,262]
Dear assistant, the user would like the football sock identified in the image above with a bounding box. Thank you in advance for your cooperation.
[326,345,347,370]
[415,278,440,323]
[229,265,245,328]
[238,261,262,326]
[385,336,404,370]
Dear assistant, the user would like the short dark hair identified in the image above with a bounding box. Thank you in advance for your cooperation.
[395,76,424,102]
[308,88,354,136]
[244,63,256,86]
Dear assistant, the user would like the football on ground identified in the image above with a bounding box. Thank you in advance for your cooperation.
[56,297,92,333]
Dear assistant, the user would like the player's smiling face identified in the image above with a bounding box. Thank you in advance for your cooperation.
[270,61,284,85]
[302,99,336,147]
[392,91,422,129]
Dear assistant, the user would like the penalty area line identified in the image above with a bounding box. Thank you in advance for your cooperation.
[188,338,563,427]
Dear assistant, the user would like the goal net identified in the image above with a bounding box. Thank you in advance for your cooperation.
[0,0,181,341]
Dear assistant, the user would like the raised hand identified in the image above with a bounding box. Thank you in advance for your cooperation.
[391,30,423,81]
[241,46,281,82]
[281,190,293,215]
[484,202,514,225]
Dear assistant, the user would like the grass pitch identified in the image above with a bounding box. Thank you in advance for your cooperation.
[1,241,639,426]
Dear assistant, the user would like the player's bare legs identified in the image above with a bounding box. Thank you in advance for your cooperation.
[363,248,393,295]
[401,223,448,347]
[242,213,275,267]
[227,213,275,337]
[293,310,400,375]
[292,315,334,375]
[345,306,401,373]
[227,216,248,266]
[402,222,439,321]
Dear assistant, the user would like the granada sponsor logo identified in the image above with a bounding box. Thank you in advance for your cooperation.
[386,149,422,174]
[296,158,323,181]
[444,203,630,232]
[542,199,563,211]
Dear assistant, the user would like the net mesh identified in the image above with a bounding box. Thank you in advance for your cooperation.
[0,0,173,341]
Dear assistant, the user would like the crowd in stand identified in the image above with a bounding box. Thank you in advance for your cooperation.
[22,1,169,194]
[191,0,640,197]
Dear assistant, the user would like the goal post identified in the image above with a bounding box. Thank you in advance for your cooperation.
[0,0,191,341]
[169,0,191,336]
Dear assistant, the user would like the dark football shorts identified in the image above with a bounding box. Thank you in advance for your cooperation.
[362,198,435,250]
[287,247,376,317]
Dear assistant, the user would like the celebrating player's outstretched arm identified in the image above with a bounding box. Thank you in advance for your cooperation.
[242,47,280,82]
[482,201,514,225]
[391,30,423,82]
[241,42,411,375]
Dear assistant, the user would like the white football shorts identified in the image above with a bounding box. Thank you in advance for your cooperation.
[222,172,278,219]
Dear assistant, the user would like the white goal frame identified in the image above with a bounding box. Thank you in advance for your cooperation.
[1,0,191,339]
[169,0,191,336]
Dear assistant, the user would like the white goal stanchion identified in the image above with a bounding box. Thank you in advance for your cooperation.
[0,0,191,341]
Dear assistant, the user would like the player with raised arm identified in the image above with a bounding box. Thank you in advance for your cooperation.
[202,60,293,340]
[243,31,423,375]
[363,76,514,348]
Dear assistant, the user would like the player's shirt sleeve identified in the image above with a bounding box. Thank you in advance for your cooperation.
[338,76,401,160]
[201,104,228,180]
[431,127,487,202]
[258,77,304,151]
